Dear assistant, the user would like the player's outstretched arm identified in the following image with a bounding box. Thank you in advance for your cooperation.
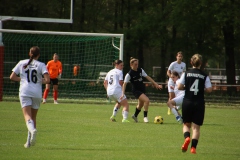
[145,76,162,90]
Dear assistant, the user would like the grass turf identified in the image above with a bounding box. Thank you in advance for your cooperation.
[0,101,239,160]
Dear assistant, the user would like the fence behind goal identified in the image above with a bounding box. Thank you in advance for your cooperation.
[1,29,123,102]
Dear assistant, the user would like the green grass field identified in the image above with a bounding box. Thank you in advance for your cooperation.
[0,101,239,160]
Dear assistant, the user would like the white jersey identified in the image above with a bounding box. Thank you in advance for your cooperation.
[12,59,48,98]
[168,61,186,77]
[104,68,123,95]
[174,79,185,97]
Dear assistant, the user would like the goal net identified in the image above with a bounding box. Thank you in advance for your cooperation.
[1,29,123,102]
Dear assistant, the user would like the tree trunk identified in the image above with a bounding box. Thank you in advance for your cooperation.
[222,20,236,95]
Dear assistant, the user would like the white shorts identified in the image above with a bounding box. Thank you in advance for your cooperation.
[168,78,175,92]
[172,94,184,110]
[108,92,126,103]
[19,96,41,109]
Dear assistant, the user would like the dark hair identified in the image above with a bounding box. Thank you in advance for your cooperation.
[130,57,138,64]
[171,71,180,78]
[176,51,183,56]
[23,46,40,69]
[112,60,123,66]
[191,54,202,67]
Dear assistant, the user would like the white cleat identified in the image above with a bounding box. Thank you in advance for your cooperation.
[42,99,46,104]
[131,115,138,122]
[24,142,31,148]
[143,117,149,123]
[30,129,37,146]
[54,100,59,104]
[176,116,183,124]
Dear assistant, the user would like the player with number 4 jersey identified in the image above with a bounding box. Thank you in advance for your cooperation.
[178,54,212,154]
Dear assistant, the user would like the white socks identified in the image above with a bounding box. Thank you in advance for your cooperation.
[26,119,35,132]
[122,110,129,120]
[112,107,119,116]
[171,108,179,118]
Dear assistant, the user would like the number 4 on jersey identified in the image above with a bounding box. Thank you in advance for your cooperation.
[190,79,199,95]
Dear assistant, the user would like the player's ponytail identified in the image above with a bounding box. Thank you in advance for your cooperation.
[23,46,40,69]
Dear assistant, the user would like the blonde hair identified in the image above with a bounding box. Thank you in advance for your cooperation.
[191,54,202,67]
[130,57,138,64]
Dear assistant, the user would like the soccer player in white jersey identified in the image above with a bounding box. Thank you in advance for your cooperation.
[10,46,50,148]
[166,51,186,115]
[178,54,212,154]
[166,71,184,124]
[104,60,130,122]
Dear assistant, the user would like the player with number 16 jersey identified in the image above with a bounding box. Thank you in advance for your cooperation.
[12,58,48,98]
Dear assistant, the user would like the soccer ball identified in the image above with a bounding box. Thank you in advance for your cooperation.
[154,116,164,124]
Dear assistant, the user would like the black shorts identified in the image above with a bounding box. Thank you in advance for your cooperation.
[132,90,145,99]
[48,78,59,85]
[182,99,205,126]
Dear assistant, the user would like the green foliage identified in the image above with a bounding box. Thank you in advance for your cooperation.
[0,102,240,160]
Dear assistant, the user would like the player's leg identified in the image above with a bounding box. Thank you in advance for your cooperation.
[182,122,191,152]
[43,83,51,103]
[131,91,143,122]
[29,108,38,146]
[190,102,204,154]
[110,102,121,122]
[120,99,129,122]
[181,100,192,152]
[139,94,149,123]
[190,123,200,154]
[20,97,35,147]
[167,99,182,123]
[167,79,175,115]
[53,78,59,104]
[28,97,40,146]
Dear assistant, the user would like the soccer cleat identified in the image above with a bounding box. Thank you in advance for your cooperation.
[131,115,138,122]
[176,116,183,124]
[122,119,130,123]
[181,137,190,152]
[143,117,149,123]
[24,142,31,148]
[42,99,46,104]
[110,116,116,122]
[54,100,59,104]
[24,131,31,148]
[191,147,196,154]
[30,129,37,146]
[167,108,171,115]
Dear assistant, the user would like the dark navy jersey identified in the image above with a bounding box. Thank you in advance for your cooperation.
[127,68,146,93]
[184,68,207,101]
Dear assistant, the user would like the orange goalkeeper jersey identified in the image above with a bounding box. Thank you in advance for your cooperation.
[46,60,62,79]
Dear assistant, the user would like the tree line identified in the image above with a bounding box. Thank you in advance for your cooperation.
[1,0,239,94]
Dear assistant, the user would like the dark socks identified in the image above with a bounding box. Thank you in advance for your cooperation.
[183,132,190,139]
[191,139,198,148]
[134,108,141,117]
[143,111,148,117]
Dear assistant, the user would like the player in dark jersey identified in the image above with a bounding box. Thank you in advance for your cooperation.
[121,57,162,123]
[178,54,212,154]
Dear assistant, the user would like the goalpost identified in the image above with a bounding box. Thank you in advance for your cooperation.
[0,29,124,102]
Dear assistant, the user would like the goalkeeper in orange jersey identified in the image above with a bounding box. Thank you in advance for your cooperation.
[42,53,62,104]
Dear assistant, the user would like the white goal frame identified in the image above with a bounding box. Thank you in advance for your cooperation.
[0,0,73,23]
[0,29,124,60]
